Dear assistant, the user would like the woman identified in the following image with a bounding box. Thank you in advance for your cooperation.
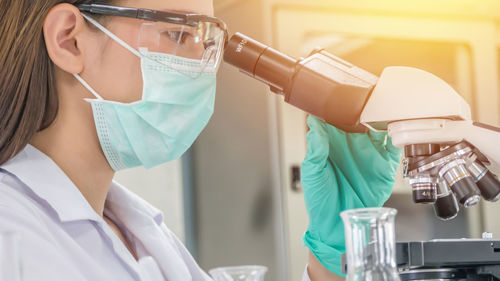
[0,0,401,280]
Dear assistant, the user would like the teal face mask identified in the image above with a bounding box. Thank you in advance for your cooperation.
[74,15,217,171]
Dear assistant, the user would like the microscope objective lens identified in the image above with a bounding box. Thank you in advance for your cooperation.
[439,159,481,207]
[409,176,437,204]
[467,160,500,202]
[434,191,460,221]
[463,195,481,208]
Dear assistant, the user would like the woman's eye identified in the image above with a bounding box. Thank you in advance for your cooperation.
[164,31,191,44]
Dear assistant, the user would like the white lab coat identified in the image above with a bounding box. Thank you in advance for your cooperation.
[0,145,312,281]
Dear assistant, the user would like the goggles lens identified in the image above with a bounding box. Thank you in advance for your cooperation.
[138,21,225,74]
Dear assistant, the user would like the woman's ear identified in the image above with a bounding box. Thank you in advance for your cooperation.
[43,3,87,74]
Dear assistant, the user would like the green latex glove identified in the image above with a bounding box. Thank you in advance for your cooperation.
[302,116,402,276]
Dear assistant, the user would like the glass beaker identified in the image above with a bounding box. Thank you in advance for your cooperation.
[341,208,400,281]
[209,265,267,281]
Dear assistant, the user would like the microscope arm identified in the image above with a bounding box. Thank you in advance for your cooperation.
[463,122,500,175]
[389,119,500,175]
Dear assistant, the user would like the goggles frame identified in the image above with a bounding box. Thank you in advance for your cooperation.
[77,4,228,48]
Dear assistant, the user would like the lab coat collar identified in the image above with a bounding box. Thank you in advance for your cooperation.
[106,183,193,281]
[0,145,191,281]
[0,144,102,223]
[105,181,164,227]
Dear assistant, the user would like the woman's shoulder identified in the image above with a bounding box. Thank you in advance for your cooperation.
[0,171,29,205]
[0,169,70,247]
[0,172,90,281]
[0,171,46,223]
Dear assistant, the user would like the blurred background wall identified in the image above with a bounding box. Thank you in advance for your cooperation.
[115,1,500,281]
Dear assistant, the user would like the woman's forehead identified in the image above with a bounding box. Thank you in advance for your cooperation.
[120,0,214,16]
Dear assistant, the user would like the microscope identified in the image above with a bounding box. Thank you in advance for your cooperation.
[362,67,500,220]
[224,33,500,281]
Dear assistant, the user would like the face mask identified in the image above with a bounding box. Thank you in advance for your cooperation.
[74,14,217,171]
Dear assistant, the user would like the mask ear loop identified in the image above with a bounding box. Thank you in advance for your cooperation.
[73,73,103,100]
[81,13,142,58]
[73,13,144,101]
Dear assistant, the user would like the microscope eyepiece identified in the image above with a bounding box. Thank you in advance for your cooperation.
[223,32,379,132]
[223,32,297,94]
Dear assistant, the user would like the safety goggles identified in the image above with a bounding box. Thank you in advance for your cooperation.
[77,4,228,74]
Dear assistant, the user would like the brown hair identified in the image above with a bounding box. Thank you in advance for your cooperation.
[0,0,114,165]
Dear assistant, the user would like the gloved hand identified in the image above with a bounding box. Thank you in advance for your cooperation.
[302,116,401,276]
